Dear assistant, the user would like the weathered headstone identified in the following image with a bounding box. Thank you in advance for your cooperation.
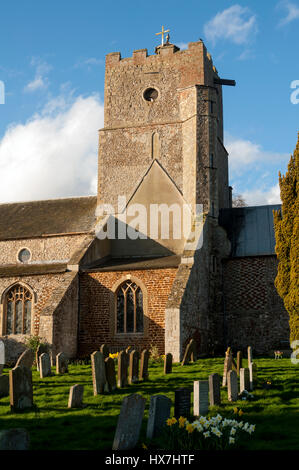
[240,367,250,393]
[56,352,68,374]
[181,339,196,365]
[105,357,116,392]
[164,353,172,374]
[222,347,233,386]
[100,343,109,359]
[91,351,106,395]
[0,429,30,450]
[174,388,191,419]
[129,350,139,384]
[209,373,221,406]
[36,344,49,371]
[194,380,209,416]
[139,349,150,381]
[68,384,84,408]
[112,394,146,450]
[0,374,9,397]
[0,339,5,375]
[9,366,33,412]
[236,351,243,376]
[227,370,238,402]
[247,346,253,364]
[117,350,128,388]
[39,353,52,378]
[146,395,172,440]
[15,349,34,370]
[249,362,257,391]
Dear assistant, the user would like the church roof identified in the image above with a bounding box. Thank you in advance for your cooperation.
[219,205,281,257]
[82,255,181,272]
[0,196,97,240]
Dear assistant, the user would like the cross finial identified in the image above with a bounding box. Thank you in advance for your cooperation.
[156,25,170,47]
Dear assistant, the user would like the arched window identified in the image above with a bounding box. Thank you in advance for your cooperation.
[116,281,144,333]
[4,284,33,335]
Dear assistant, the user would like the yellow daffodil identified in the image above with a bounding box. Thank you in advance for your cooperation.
[238,410,244,416]
[179,416,187,428]
[186,423,194,434]
[233,407,238,414]
[142,443,147,449]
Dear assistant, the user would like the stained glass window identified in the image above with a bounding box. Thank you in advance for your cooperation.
[116,281,144,334]
[5,284,33,335]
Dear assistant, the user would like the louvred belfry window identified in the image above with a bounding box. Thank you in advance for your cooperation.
[5,284,32,335]
[116,281,144,333]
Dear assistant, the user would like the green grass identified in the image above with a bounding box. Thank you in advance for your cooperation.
[0,358,298,450]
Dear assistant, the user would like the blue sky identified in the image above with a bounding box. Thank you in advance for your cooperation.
[0,0,298,205]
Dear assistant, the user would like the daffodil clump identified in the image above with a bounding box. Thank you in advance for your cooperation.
[163,414,256,450]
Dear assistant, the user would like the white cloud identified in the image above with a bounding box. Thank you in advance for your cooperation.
[24,58,52,93]
[0,93,104,203]
[242,184,281,206]
[177,42,188,50]
[278,1,299,25]
[204,5,258,45]
[74,57,104,71]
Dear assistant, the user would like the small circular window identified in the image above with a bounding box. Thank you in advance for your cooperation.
[143,88,158,102]
[18,248,31,263]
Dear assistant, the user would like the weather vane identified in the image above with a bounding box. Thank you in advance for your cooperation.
[156,25,170,47]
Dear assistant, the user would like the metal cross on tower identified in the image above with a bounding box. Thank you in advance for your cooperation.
[156,25,170,46]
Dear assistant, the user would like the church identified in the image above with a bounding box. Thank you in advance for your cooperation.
[0,37,289,363]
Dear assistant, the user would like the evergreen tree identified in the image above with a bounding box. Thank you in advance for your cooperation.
[273,133,299,346]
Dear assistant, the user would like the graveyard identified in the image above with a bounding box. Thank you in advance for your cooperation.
[0,348,298,451]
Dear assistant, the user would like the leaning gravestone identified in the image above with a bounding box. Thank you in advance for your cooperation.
[222,347,233,386]
[0,375,9,398]
[56,352,68,374]
[146,395,172,440]
[39,353,52,378]
[227,370,238,402]
[9,366,33,412]
[209,373,221,406]
[249,362,257,391]
[129,350,139,384]
[100,343,109,359]
[105,357,116,392]
[164,353,172,374]
[240,368,250,393]
[181,339,196,365]
[139,349,150,381]
[174,388,191,419]
[236,351,243,376]
[36,344,49,372]
[15,349,35,369]
[91,351,107,395]
[0,339,5,375]
[0,429,30,450]
[112,394,146,450]
[117,350,128,388]
[194,380,209,416]
[68,384,84,408]
[247,346,253,364]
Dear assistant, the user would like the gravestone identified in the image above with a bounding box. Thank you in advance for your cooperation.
[236,351,243,376]
[56,352,68,374]
[174,388,191,419]
[0,339,5,375]
[117,350,128,388]
[105,357,116,392]
[249,362,257,391]
[247,346,253,364]
[15,349,34,370]
[91,351,107,395]
[129,350,139,384]
[227,370,238,402]
[222,347,233,386]
[68,384,84,408]
[209,373,221,406]
[112,394,146,450]
[181,339,196,365]
[0,429,30,450]
[39,353,52,378]
[9,366,33,412]
[146,395,172,440]
[36,344,49,372]
[194,380,209,416]
[240,368,250,393]
[164,353,172,374]
[0,375,9,397]
[139,349,150,381]
[100,343,109,359]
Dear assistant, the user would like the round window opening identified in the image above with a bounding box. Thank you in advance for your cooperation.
[18,248,31,263]
[143,88,158,102]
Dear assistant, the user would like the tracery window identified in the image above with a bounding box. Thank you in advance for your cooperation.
[116,281,144,334]
[4,284,32,335]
